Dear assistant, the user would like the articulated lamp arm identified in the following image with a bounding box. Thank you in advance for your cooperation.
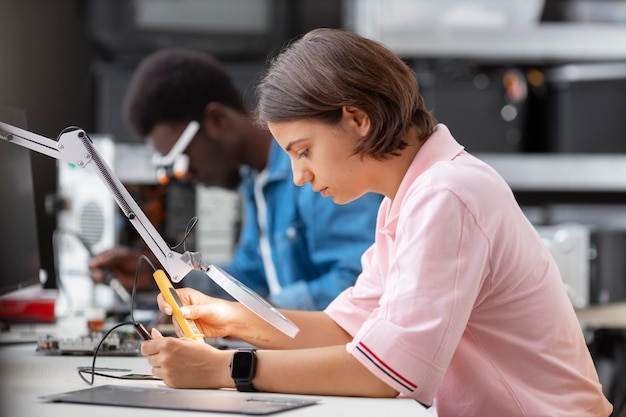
[0,122,298,338]
[0,122,191,282]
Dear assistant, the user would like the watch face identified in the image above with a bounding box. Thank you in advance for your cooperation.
[232,351,255,379]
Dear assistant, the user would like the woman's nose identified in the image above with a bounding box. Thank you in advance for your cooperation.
[291,161,313,186]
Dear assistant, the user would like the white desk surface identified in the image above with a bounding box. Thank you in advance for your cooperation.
[0,318,430,417]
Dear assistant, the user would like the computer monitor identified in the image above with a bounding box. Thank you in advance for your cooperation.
[0,104,58,298]
[0,135,42,296]
[30,151,58,291]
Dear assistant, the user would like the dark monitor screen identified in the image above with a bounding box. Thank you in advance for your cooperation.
[0,132,42,296]
[0,105,58,297]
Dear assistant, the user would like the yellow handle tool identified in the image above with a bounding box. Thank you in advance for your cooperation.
[153,269,205,342]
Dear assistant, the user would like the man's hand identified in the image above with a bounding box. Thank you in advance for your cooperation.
[88,246,158,291]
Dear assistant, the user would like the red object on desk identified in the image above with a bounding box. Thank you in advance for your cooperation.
[0,295,56,323]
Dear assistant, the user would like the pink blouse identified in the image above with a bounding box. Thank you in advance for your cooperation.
[325,125,612,417]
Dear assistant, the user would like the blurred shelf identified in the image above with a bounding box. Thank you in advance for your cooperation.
[379,23,626,63]
[477,153,626,204]
[477,153,626,192]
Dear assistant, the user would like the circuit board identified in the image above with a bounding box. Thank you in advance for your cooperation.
[36,331,143,356]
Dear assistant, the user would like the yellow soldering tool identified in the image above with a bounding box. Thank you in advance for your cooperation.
[152,269,205,342]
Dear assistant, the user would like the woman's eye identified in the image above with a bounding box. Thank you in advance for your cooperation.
[297,149,309,159]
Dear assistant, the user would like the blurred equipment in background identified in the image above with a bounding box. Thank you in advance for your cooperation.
[535,223,626,309]
[195,187,240,265]
[56,136,119,313]
[590,230,626,306]
[542,0,626,24]
[85,0,289,59]
[415,62,532,153]
[542,62,626,153]
[536,224,591,309]
[349,0,545,34]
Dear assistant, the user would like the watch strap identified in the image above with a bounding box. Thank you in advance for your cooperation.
[235,379,258,392]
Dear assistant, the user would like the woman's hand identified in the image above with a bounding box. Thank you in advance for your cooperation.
[157,287,354,350]
[141,328,233,389]
[156,287,247,339]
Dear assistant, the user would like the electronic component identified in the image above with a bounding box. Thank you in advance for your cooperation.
[36,331,143,356]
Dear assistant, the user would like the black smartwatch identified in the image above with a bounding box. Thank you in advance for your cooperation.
[230,348,258,392]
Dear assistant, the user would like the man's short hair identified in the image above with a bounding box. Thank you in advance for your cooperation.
[124,49,246,137]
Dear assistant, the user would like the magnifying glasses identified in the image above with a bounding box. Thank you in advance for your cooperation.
[152,120,200,185]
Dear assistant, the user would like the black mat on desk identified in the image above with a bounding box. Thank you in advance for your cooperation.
[40,384,318,415]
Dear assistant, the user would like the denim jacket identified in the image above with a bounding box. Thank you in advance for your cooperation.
[188,141,381,310]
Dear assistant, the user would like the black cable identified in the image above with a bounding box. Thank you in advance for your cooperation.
[77,254,156,385]
[76,215,198,385]
[77,320,136,385]
[169,216,198,252]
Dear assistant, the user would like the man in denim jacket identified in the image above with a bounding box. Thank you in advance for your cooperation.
[89,49,380,310]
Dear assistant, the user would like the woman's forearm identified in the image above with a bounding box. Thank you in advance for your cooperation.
[255,345,398,397]
[230,307,353,349]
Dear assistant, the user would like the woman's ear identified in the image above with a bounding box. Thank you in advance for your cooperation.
[342,106,370,137]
